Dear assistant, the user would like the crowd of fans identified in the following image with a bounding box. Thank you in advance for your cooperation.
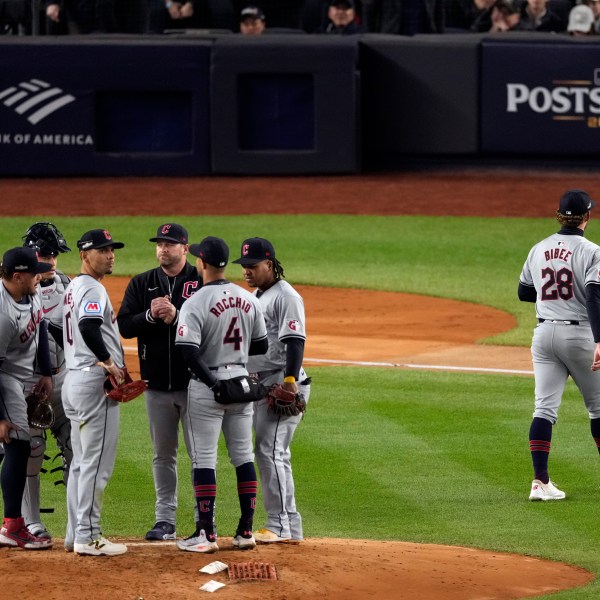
[1,0,598,37]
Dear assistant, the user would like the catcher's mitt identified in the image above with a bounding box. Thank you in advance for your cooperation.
[26,389,55,429]
[266,384,307,418]
[213,376,266,405]
[104,368,147,403]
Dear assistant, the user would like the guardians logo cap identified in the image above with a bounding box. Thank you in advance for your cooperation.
[2,247,53,275]
[77,229,125,250]
[232,237,275,265]
[149,223,188,244]
[189,236,229,268]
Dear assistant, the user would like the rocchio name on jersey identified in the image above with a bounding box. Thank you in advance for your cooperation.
[209,295,252,318]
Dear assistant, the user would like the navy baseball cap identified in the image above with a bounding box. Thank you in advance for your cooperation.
[232,237,275,265]
[189,236,229,268]
[2,247,53,275]
[559,189,597,216]
[149,223,188,244]
[77,229,125,251]
[241,6,265,20]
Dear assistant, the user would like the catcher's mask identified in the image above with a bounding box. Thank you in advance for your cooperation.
[23,222,71,256]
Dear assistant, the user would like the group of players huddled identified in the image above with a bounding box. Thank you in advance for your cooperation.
[0,222,309,556]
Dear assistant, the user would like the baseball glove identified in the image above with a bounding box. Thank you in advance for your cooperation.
[104,368,147,403]
[26,389,55,429]
[213,376,266,405]
[265,384,307,418]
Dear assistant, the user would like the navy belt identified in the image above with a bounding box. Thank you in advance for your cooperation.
[538,319,579,325]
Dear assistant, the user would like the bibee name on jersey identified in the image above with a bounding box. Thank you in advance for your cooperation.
[544,247,573,263]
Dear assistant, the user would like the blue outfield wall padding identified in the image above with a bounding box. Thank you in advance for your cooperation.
[210,35,360,175]
[481,34,600,155]
[0,38,211,176]
[359,34,481,156]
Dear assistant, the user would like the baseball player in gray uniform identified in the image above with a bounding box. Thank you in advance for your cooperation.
[0,247,53,550]
[20,222,72,541]
[62,229,128,556]
[233,238,310,543]
[175,237,268,553]
[519,189,600,501]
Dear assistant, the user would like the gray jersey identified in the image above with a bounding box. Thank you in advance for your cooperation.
[520,232,600,321]
[247,280,306,373]
[63,275,124,369]
[0,282,44,381]
[39,271,69,371]
[176,281,267,367]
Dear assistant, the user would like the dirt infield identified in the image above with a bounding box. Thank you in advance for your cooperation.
[0,172,592,599]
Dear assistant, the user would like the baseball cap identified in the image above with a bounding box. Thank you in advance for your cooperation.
[231,237,275,265]
[2,247,53,275]
[330,0,355,8]
[189,236,229,268]
[241,6,265,21]
[558,189,597,215]
[568,5,595,32]
[77,229,125,251]
[149,223,188,244]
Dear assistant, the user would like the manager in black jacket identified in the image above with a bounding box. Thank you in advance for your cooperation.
[117,223,202,542]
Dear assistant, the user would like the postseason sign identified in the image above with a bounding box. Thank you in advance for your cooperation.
[481,39,600,155]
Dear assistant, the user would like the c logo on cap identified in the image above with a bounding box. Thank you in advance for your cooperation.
[103,230,112,240]
[161,225,171,234]
[242,244,250,256]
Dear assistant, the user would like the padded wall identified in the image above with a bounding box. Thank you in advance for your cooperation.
[0,38,211,176]
[359,34,480,158]
[210,35,360,174]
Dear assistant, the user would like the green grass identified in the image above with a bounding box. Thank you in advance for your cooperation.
[34,367,600,599]
[1,213,582,345]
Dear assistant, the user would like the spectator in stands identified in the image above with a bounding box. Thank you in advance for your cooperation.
[45,0,120,33]
[471,0,521,31]
[567,3,596,33]
[361,0,445,34]
[518,0,567,31]
[147,0,204,34]
[319,0,365,33]
[444,0,496,32]
[0,0,30,34]
[239,5,266,34]
[578,0,600,32]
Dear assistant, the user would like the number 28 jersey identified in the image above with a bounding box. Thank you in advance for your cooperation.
[519,231,600,321]
[176,280,267,368]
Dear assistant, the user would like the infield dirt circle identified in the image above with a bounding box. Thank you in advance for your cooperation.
[1,171,595,599]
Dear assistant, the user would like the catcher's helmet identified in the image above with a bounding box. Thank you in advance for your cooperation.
[23,222,71,256]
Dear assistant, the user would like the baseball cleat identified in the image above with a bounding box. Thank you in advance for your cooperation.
[0,517,52,550]
[176,529,219,553]
[232,530,256,550]
[254,528,292,544]
[145,521,176,541]
[529,479,566,501]
[26,521,52,540]
[74,537,127,556]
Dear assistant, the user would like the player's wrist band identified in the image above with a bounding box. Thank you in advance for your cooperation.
[283,376,296,383]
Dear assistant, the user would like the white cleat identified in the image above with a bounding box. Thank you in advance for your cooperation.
[176,529,219,553]
[232,532,256,550]
[529,479,566,501]
[74,537,127,556]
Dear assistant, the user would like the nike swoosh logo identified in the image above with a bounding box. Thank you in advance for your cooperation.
[43,304,59,314]
[148,287,159,291]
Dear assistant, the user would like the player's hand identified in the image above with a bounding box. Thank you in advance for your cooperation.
[168,2,182,19]
[150,295,170,319]
[281,380,298,394]
[97,360,125,384]
[592,343,600,371]
[181,2,194,18]
[0,419,18,444]
[34,376,53,399]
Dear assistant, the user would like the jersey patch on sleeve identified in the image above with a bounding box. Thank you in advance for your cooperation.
[177,323,189,339]
[286,319,303,333]
[83,301,102,315]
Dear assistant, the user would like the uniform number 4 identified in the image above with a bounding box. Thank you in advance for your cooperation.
[541,267,574,300]
[223,316,242,350]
